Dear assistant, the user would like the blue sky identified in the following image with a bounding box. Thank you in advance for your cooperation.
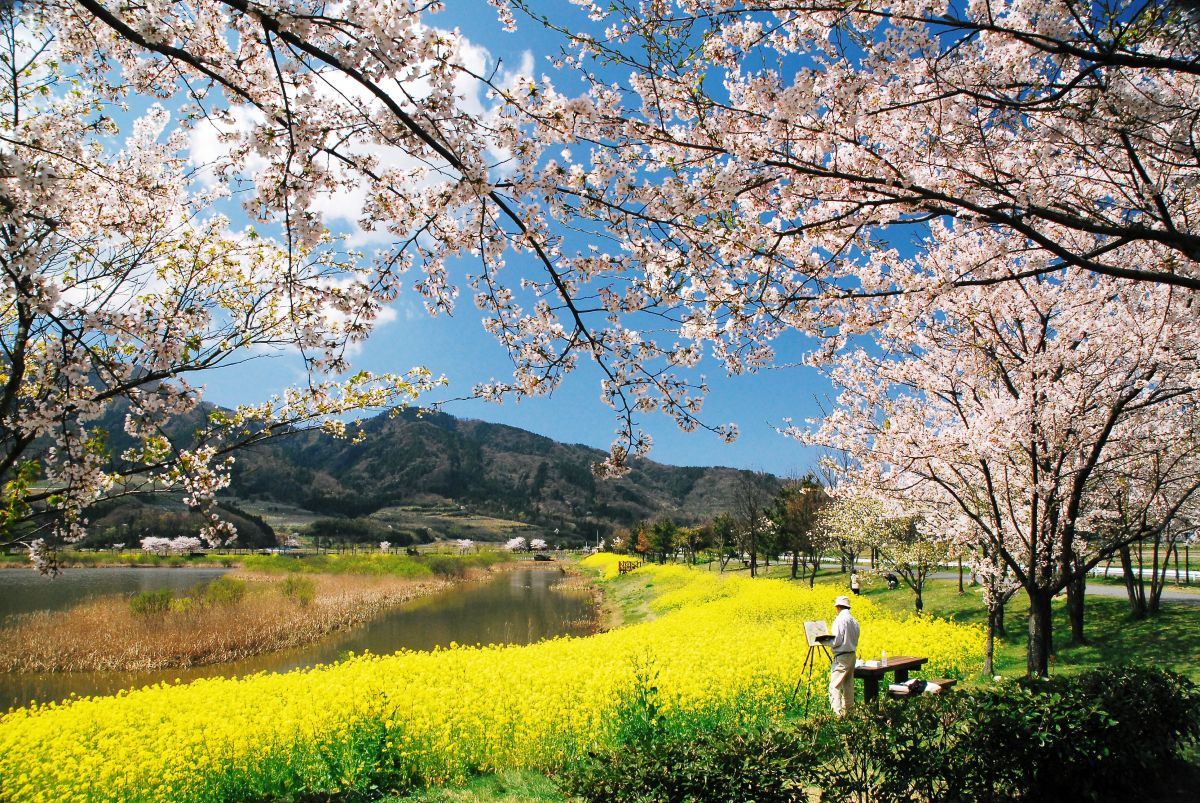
[199,2,834,477]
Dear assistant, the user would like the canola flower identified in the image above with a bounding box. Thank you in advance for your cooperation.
[0,556,984,801]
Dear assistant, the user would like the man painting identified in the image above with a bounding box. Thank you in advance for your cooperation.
[829,594,860,716]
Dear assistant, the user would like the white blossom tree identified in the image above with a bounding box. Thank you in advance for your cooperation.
[800,229,1200,675]
[1,4,438,569]
[19,0,1200,604]
[450,0,1196,469]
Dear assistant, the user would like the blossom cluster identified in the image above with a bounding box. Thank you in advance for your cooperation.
[139,536,204,555]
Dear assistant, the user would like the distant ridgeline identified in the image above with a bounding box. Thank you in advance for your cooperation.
[223,408,773,541]
[53,406,775,549]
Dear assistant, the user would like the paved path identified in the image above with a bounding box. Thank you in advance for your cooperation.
[929,572,1200,606]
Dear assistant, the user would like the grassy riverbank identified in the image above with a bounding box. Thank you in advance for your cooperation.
[0,552,510,672]
[0,556,984,801]
[0,573,452,672]
[375,561,1200,803]
[0,550,236,569]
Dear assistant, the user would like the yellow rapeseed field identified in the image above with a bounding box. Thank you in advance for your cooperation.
[0,556,984,802]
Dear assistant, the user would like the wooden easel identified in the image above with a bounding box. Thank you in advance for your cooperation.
[790,621,833,714]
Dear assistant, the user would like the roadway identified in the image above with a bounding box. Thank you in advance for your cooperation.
[929,572,1200,606]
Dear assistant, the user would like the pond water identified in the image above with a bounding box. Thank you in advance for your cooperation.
[0,565,594,711]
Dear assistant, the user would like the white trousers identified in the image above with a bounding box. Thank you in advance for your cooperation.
[829,652,856,716]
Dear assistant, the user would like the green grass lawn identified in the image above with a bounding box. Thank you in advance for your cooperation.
[845,574,1200,683]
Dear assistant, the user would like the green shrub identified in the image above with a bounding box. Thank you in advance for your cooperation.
[557,721,824,803]
[556,667,1200,803]
[129,589,174,616]
[202,576,248,606]
[558,663,827,803]
[1022,666,1200,797]
[425,551,509,577]
[168,597,195,614]
[424,554,470,578]
[815,666,1200,803]
[281,575,316,607]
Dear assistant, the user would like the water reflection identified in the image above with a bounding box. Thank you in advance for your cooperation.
[0,567,230,620]
[0,565,593,711]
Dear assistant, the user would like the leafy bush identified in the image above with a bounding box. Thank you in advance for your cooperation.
[129,589,174,616]
[814,666,1200,803]
[558,667,1200,803]
[425,551,508,577]
[281,575,316,607]
[1021,666,1200,795]
[557,721,825,803]
[168,597,195,614]
[559,662,828,803]
[202,576,248,606]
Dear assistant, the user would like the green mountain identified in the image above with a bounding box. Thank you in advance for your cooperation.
[224,408,775,540]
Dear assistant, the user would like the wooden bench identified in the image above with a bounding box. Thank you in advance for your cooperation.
[886,678,957,698]
[618,560,639,575]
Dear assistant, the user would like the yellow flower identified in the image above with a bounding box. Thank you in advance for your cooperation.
[0,557,983,801]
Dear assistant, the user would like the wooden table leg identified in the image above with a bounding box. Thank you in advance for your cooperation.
[894,669,910,683]
[862,675,879,702]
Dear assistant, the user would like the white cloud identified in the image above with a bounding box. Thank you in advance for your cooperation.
[187,105,268,188]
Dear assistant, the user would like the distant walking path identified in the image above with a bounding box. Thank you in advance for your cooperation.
[929,572,1200,606]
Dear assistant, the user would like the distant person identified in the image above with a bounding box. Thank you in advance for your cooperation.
[885,572,899,590]
[829,595,860,717]
[850,572,861,595]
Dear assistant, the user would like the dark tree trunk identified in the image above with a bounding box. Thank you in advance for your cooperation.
[984,606,999,675]
[1148,540,1174,614]
[1027,589,1053,677]
[790,549,799,580]
[1119,545,1147,619]
[1067,571,1088,645]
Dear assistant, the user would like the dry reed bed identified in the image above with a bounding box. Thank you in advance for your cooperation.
[0,573,453,673]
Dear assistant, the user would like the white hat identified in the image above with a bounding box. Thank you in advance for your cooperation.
[834,595,852,608]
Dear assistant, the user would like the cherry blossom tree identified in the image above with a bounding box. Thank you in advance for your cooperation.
[1,5,437,570]
[800,227,1200,675]
[816,494,944,611]
[23,0,1200,602]
[140,535,202,555]
[492,0,1200,462]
